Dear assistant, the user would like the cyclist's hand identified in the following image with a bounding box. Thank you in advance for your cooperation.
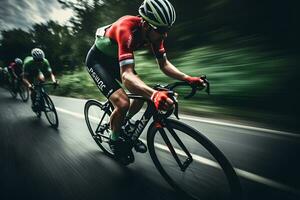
[184,76,205,87]
[151,91,174,111]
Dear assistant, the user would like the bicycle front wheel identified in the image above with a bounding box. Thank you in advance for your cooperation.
[84,100,114,157]
[147,119,242,200]
[19,83,29,102]
[43,93,59,128]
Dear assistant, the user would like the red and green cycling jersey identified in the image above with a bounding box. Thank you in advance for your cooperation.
[95,15,166,67]
[23,56,52,77]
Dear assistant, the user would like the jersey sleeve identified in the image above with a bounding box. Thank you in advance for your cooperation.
[151,39,166,59]
[43,59,52,73]
[116,27,135,67]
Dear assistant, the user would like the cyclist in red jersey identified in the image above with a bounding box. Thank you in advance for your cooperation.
[8,58,23,91]
[85,0,205,160]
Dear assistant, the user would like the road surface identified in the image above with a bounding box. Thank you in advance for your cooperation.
[0,87,299,200]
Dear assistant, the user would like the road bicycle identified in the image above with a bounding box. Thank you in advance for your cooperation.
[9,78,29,102]
[84,76,242,200]
[31,81,59,128]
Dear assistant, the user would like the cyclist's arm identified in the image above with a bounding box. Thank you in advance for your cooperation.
[44,59,56,83]
[8,67,18,79]
[11,69,18,79]
[22,76,32,88]
[157,57,189,81]
[22,63,32,88]
[50,73,56,83]
[121,64,155,98]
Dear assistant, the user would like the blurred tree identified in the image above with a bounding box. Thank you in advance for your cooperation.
[31,21,74,72]
[0,29,34,66]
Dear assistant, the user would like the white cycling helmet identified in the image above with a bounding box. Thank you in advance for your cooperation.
[139,0,176,28]
[31,48,45,61]
[14,58,23,65]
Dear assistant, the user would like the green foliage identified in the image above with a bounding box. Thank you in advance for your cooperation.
[0,21,75,72]
[0,29,34,65]
[51,67,104,100]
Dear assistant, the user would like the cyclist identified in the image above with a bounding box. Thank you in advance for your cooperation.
[85,0,205,160]
[22,48,58,111]
[8,58,23,92]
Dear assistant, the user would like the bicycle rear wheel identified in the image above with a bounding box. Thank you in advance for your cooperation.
[19,83,29,102]
[43,93,59,128]
[147,119,242,200]
[84,99,114,157]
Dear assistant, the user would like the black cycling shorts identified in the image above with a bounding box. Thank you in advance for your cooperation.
[85,45,121,98]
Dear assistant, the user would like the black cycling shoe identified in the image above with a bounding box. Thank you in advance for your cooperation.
[109,138,134,165]
[134,139,147,153]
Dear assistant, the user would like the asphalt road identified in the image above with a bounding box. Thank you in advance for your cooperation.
[1,87,299,200]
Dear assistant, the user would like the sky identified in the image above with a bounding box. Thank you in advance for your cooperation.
[0,0,74,31]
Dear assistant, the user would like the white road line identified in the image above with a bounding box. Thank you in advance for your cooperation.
[55,106,300,196]
[52,95,299,137]
[56,107,85,119]
[55,107,101,122]
[175,115,300,138]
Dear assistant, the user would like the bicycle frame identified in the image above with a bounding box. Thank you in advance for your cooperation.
[32,82,57,111]
[102,93,194,171]
[95,78,210,170]
[95,94,156,142]
[126,94,156,142]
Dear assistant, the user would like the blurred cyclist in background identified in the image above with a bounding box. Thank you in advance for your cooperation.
[22,48,58,111]
[8,58,23,92]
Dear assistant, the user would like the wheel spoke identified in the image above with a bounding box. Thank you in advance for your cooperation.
[84,100,114,157]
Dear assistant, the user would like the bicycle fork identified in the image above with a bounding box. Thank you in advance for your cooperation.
[157,124,193,172]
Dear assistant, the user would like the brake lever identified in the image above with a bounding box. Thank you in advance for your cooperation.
[200,75,210,95]
[167,91,179,119]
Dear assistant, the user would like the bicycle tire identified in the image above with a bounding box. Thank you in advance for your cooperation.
[19,83,29,102]
[147,119,242,200]
[84,99,114,158]
[43,93,59,128]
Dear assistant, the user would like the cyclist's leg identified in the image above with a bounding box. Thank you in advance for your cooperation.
[86,45,128,140]
[127,99,144,119]
[122,68,144,118]
[24,72,38,106]
[34,71,46,105]
[108,89,130,140]
[11,77,17,91]
[8,72,13,88]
